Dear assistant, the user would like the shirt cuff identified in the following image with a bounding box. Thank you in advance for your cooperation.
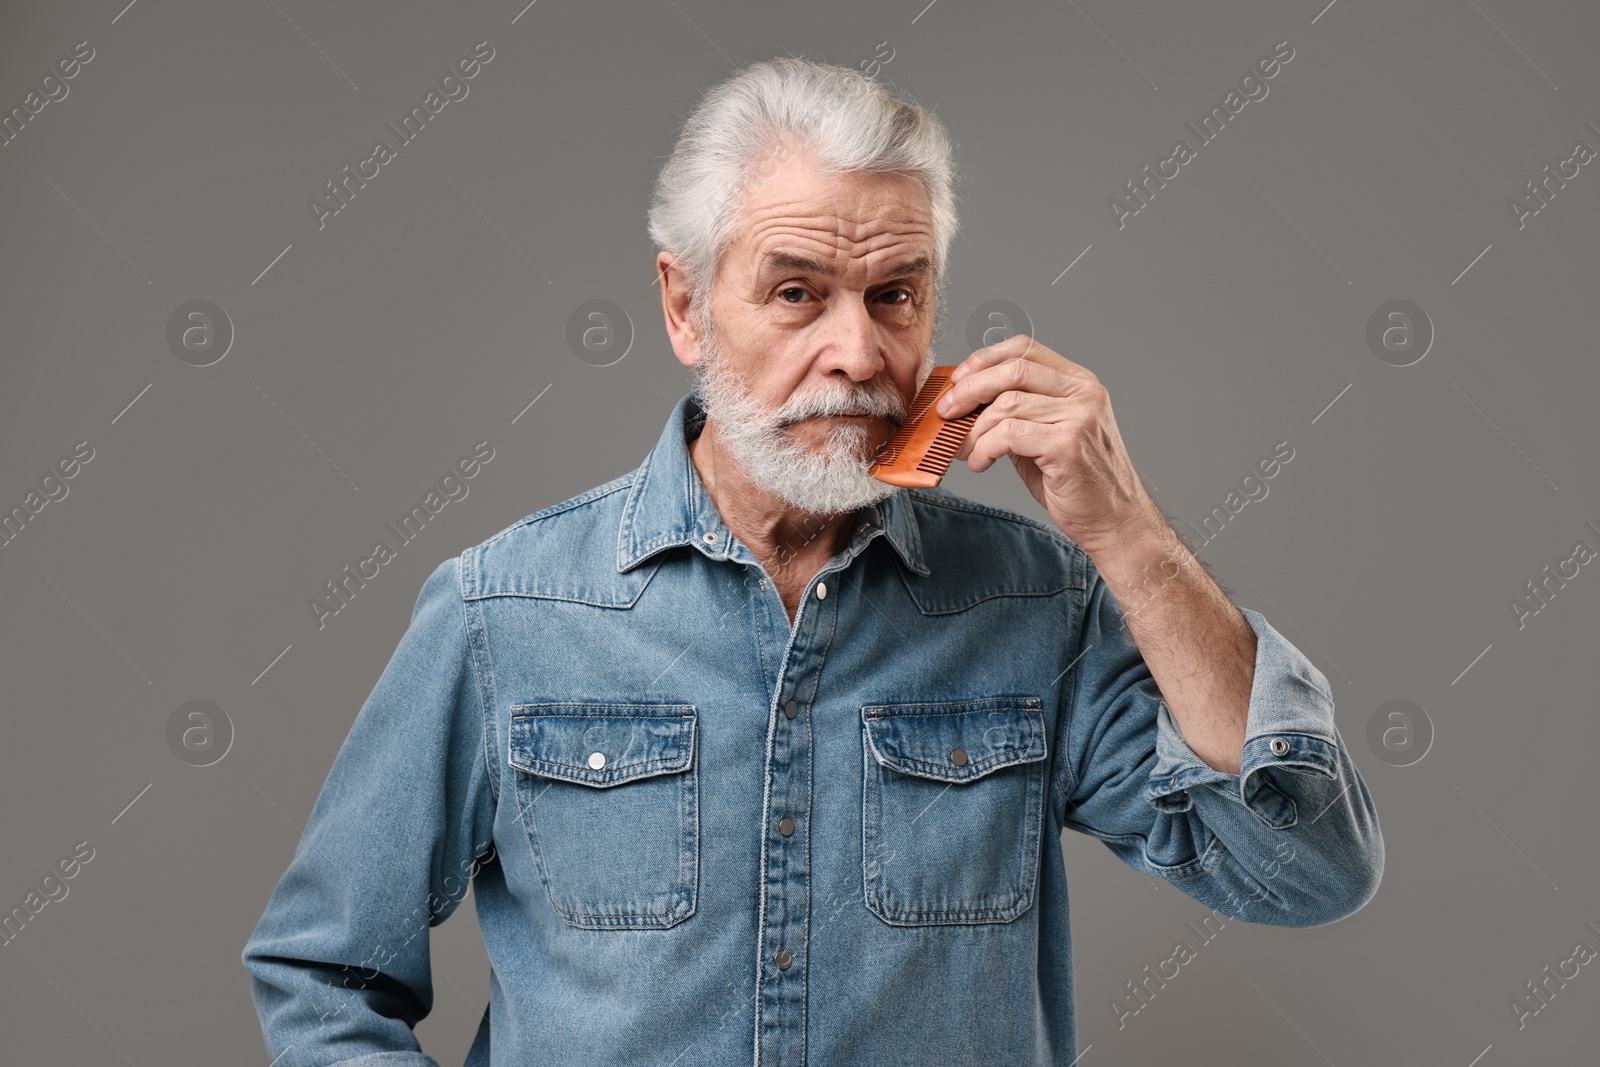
[1144,605,1341,828]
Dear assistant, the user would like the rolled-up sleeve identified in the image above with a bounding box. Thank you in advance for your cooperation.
[241,555,499,1066]
[1053,570,1384,928]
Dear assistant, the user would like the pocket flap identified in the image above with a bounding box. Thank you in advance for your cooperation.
[508,704,696,787]
[862,697,1046,783]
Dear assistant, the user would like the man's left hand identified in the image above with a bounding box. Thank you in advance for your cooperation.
[935,333,1161,555]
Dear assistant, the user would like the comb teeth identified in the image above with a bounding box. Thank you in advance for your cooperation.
[916,411,979,476]
[868,366,987,489]
[873,371,950,469]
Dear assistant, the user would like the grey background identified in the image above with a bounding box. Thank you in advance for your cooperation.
[1,0,1595,1063]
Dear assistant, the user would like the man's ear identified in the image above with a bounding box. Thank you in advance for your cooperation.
[657,252,703,369]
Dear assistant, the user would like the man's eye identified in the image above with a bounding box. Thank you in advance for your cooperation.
[879,288,912,306]
[778,287,810,303]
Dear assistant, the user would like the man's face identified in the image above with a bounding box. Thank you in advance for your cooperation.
[686,145,940,516]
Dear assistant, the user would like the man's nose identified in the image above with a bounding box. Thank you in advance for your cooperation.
[817,296,884,381]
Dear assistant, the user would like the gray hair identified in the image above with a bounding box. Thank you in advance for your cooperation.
[647,55,960,333]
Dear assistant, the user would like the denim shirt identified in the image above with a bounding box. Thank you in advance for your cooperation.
[242,388,1383,1067]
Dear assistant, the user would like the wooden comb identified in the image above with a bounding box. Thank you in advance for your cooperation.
[868,366,988,488]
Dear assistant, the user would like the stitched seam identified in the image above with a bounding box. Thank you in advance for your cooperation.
[509,704,696,714]
[868,748,1045,779]
[451,556,499,825]
[862,696,1039,714]
[456,550,500,813]
[681,722,698,926]
[513,769,558,912]
[511,757,690,781]
[895,571,1076,614]
[466,556,664,606]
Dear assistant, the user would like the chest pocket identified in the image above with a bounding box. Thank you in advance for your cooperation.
[861,696,1048,925]
[507,703,698,930]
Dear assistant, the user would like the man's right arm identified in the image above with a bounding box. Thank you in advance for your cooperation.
[241,555,499,1066]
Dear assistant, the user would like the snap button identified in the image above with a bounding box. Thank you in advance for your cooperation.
[587,751,606,770]
[702,531,718,543]
[775,949,792,970]
[1269,737,1290,757]
[815,581,828,600]
[784,699,798,720]
[1170,774,1178,788]
[950,748,969,766]
[779,816,795,837]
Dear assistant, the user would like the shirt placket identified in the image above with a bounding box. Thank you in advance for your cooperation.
[751,535,862,1067]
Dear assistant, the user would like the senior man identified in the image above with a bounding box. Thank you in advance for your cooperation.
[244,55,1383,1066]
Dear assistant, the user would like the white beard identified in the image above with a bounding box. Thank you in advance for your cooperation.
[689,312,936,517]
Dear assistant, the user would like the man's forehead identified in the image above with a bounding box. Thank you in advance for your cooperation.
[734,199,933,271]
[716,160,935,285]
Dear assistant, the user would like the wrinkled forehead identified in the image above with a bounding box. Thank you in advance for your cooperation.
[724,157,935,281]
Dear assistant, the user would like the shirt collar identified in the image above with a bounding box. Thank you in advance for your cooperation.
[616,387,929,577]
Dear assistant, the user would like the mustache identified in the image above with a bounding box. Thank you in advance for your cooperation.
[776,381,907,425]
